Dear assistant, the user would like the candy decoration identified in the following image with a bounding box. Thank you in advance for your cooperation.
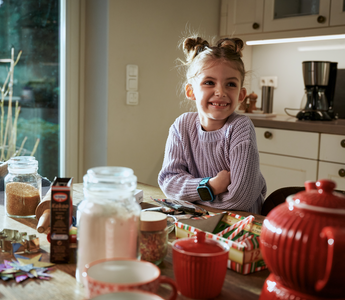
[235,232,250,242]
[227,215,255,241]
[216,215,254,238]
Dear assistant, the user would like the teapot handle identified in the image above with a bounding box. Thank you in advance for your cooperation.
[315,226,345,292]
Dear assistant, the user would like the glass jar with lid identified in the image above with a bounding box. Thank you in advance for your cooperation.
[139,211,169,265]
[4,156,42,218]
[76,166,141,284]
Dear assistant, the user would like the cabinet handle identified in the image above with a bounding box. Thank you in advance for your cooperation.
[341,139,345,148]
[264,131,272,139]
[339,169,345,177]
[252,23,260,29]
[317,15,326,23]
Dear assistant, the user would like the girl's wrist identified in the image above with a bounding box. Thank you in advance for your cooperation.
[208,178,219,195]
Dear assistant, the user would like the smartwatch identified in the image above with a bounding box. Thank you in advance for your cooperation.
[197,177,215,202]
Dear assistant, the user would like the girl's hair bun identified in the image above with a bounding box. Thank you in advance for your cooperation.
[216,38,244,57]
[183,37,210,62]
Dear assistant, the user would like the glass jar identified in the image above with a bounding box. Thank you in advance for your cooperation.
[4,156,42,218]
[76,166,141,284]
[139,211,168,265]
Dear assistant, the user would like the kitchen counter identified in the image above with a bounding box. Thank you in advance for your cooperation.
[249,114,345,135]
[0,183,269,300]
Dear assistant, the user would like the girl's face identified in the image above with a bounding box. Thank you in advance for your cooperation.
[185,60,246,131]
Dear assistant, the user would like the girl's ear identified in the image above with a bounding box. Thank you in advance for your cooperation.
[185,84,196,100]
[238,87,247,103]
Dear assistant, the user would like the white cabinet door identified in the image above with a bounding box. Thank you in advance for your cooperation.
[330,0,345,26]
[318,161,345,190]
[222,0,264,35]
[259,152,318,197]
[263,0,331,32]
[255,128,319,160]
[319,133,345,164]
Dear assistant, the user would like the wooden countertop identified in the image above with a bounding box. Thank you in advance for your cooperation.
[249,114,345,135]
[0,183,269,300]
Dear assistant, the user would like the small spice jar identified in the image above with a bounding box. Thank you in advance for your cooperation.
[140,211,168,265]
[4,156,41,218]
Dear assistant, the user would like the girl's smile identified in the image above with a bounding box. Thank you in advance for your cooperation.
[186,61,246,131]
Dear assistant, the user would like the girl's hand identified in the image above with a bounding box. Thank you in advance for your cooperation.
[209,170,231,195]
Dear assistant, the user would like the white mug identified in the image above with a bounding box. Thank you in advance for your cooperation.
[90,291,166,300]
[83,258,177,300]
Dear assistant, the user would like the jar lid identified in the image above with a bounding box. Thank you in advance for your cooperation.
[140,211,167,231]
[8,156,38,174]
[289,179,345,214]
[83,166,137,192]
[172,231,228,255]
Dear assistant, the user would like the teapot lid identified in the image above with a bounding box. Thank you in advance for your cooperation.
[289,179,345,213]
[172,231,228,255]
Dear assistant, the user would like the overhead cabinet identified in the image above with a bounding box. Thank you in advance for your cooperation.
[220,0,345,37]
[263,0,331,32]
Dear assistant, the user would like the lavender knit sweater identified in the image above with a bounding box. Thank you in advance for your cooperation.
[158,112,266,214]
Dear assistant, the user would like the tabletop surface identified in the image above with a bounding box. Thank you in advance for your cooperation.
[0,182,269,300]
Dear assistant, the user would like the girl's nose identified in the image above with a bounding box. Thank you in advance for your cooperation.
[215,86,225,97]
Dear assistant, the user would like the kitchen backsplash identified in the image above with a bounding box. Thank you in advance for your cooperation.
[250,38,345,119]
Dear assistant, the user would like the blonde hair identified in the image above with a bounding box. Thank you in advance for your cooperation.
[180,36,246,87]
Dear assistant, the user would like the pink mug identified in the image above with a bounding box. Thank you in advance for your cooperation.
[82,258,177,300]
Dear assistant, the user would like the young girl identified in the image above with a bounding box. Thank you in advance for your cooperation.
[158,36,266,214]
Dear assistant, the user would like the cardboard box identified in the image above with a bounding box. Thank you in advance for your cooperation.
[134,189,143,204]
[50,177,73,263]
[174,212,267,275]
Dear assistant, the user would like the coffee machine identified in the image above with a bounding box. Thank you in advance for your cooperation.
[297,61,337,121]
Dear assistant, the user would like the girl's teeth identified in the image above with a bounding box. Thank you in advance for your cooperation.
[212,103,227,106]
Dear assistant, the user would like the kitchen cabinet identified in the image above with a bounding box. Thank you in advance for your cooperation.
[255,128,345,196]
[259,152,318,197]
[318,133,345,190]
[220,0,345,38]
[263,0,331,32]
[220,0,264,36]
[330,0,345,26]
[255,127,319,196]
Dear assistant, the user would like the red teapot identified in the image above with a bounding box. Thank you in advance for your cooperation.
[260,180,345,299]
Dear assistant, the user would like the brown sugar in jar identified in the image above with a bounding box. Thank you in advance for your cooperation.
[4,156,41,218]
[6,182,40,217]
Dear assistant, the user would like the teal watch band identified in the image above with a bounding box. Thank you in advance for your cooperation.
[197,177,215,202]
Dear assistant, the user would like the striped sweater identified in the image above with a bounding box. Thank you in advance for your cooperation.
[158,112,267,214]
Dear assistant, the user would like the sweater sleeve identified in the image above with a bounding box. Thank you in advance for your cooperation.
[197,121,266,212]
[158,124,202,202]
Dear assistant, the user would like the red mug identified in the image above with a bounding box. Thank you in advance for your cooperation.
[172,231,229,299]
[83,258,177,300]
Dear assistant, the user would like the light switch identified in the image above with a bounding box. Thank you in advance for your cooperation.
[126,64,138,91]
[127,91,139,105]
[128,78,138,90]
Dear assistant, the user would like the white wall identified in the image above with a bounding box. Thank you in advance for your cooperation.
[250,39,345,115]
[84,0,221,186]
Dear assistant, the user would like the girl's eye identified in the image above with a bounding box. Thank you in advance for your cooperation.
[227,82,237,87]
[204,81,214,85]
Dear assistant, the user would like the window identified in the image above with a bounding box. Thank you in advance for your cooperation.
[0,0,61,181]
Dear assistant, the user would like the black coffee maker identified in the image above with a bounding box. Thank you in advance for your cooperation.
[297,61,337,121]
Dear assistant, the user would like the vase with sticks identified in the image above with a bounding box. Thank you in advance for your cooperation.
[0,48,40,181]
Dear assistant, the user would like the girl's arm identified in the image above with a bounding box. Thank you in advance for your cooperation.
[158,128,202,202]
[202,139,266,212]
[208,170,231,195]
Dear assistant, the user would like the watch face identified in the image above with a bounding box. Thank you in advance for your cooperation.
[197,187,214,201]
